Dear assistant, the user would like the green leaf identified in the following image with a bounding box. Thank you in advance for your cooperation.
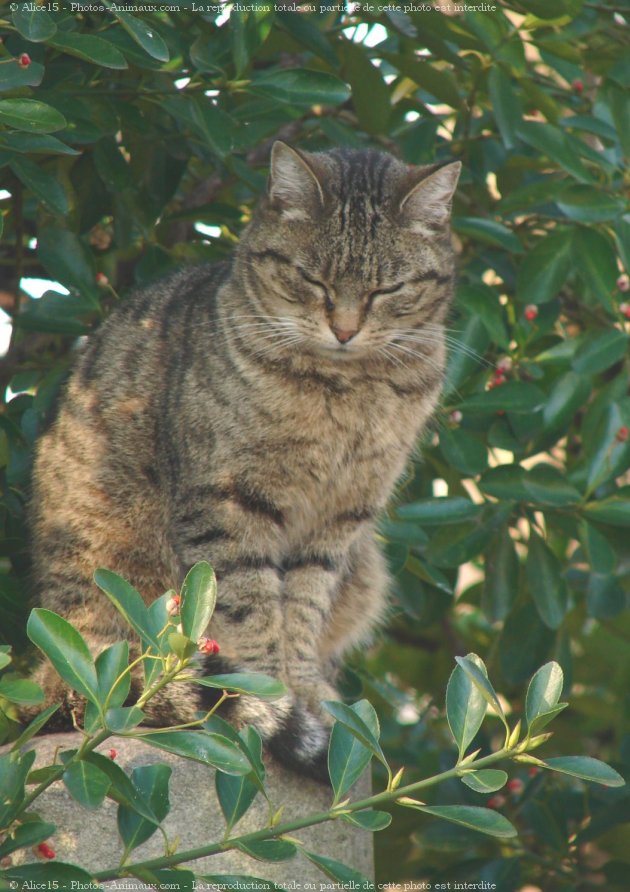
[543,371,591,434]
[83,751,160,824]
[0,99,66,134]
[516,229,574,306]
[526,531,569,630]
[557,185,625,223]
[48,32,128,70]
[456,283,509,349]
[0,820,56,858]
[453,217,522,253]
[181,561,216,643]
[572,329,627,375]
[340,810,391,831]
[396,497,480,524]
[573,228,618,310]
[583,495,630,527]
[479,465,527,500]
[105,706,145,732]
[93,569,159,650]
[459,382,546,414]
[236,839,297,862]
[0,652,11,671]
[37,227,98,303]
[518,121,594,183]
[12,8,57,42]
[195,673,286,699]
[0,132,79,156]
[446,653,489,759]
[10,703,60,752]
[525,662,564,731]
[341,42,390,135]
[488,66,521,148]
[523,465,582,506]
[0,59,44,92]
[399,803,517,838]
[454,655,506,722]
[460,769,508,794]
[0,677,44,706]
[439,426,488,477]
[140,731,252,775]
[528,703,568,735]
[63,760,111,809]
[382,52,461,107]
[118,764,171,853]
[10,157,69,216]
[216,768,258,833]
[2,863,97,887]
[322,699,389,772]
[303,850,374,887]
[542,756,625,787]
[250,68,350,107]
[482,527,519,623]
[106,5,169,61]
[96,641,130,710]
[27,608,99,706]
[276,12,338,68]
[328,699,378,801]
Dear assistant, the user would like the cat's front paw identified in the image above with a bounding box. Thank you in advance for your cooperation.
[267,702,331,785]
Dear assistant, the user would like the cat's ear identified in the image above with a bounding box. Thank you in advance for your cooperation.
[398,161,461,233]
[268,141,325,220]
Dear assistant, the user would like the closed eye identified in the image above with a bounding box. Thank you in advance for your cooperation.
[297,268,334,310]
[368,282,405,304]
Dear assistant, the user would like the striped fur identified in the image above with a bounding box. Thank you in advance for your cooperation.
[29,143,460,780]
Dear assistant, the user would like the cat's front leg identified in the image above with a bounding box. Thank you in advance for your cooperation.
[169,485,331,781]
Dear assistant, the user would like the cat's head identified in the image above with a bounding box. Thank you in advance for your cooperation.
[234,142,461,361]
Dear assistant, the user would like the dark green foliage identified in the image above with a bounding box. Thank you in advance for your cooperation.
[1,1,630,886]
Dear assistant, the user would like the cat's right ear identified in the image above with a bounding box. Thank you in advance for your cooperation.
[268,141,325,220]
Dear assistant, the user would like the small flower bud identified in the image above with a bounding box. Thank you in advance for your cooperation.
[524,304,539,322]
[617,274,630,293]
[496,356,513,373]
[95,272,109,286]
[528,766,541,777]
[571,78,584,93]
[506,778,524,795]
[620,302,630,319]
[486,795,506,810]
[18,53,31,68]
[166,593,181,616]
[198,637,220,655]
[449,409,463,425]
[488,374,506,390]
[108,748,118,760]
[36,842,56,860]
[616,426,629,443]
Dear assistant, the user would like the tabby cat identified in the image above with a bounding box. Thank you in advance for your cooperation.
[30,142,460,780]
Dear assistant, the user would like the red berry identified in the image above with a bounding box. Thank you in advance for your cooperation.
[18,53,31,68]
[571,78,584,93]
[524,304,539,322]
[36,842,55,860]
[507,778,524,795]
[95,272,109,286]
[487,795,506,810]
[166,594,181,616]
[620,302,630,319]
[528,766,541,777]
[488,374,506,390]
[108,748,118,760]
[449,410,463,425]
[617,275,630,293]
[616,426,629,443]
[198,637,220,655]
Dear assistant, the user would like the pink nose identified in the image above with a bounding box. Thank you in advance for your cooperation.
[333,327,357,344]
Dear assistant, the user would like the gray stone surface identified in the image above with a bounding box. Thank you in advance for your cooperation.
[10,733,373,888]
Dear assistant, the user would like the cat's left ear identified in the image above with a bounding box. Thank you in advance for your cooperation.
[268,141,326,220]
[398,161,462,232]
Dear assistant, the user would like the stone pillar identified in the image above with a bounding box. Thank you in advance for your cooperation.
[10,733,373,888]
